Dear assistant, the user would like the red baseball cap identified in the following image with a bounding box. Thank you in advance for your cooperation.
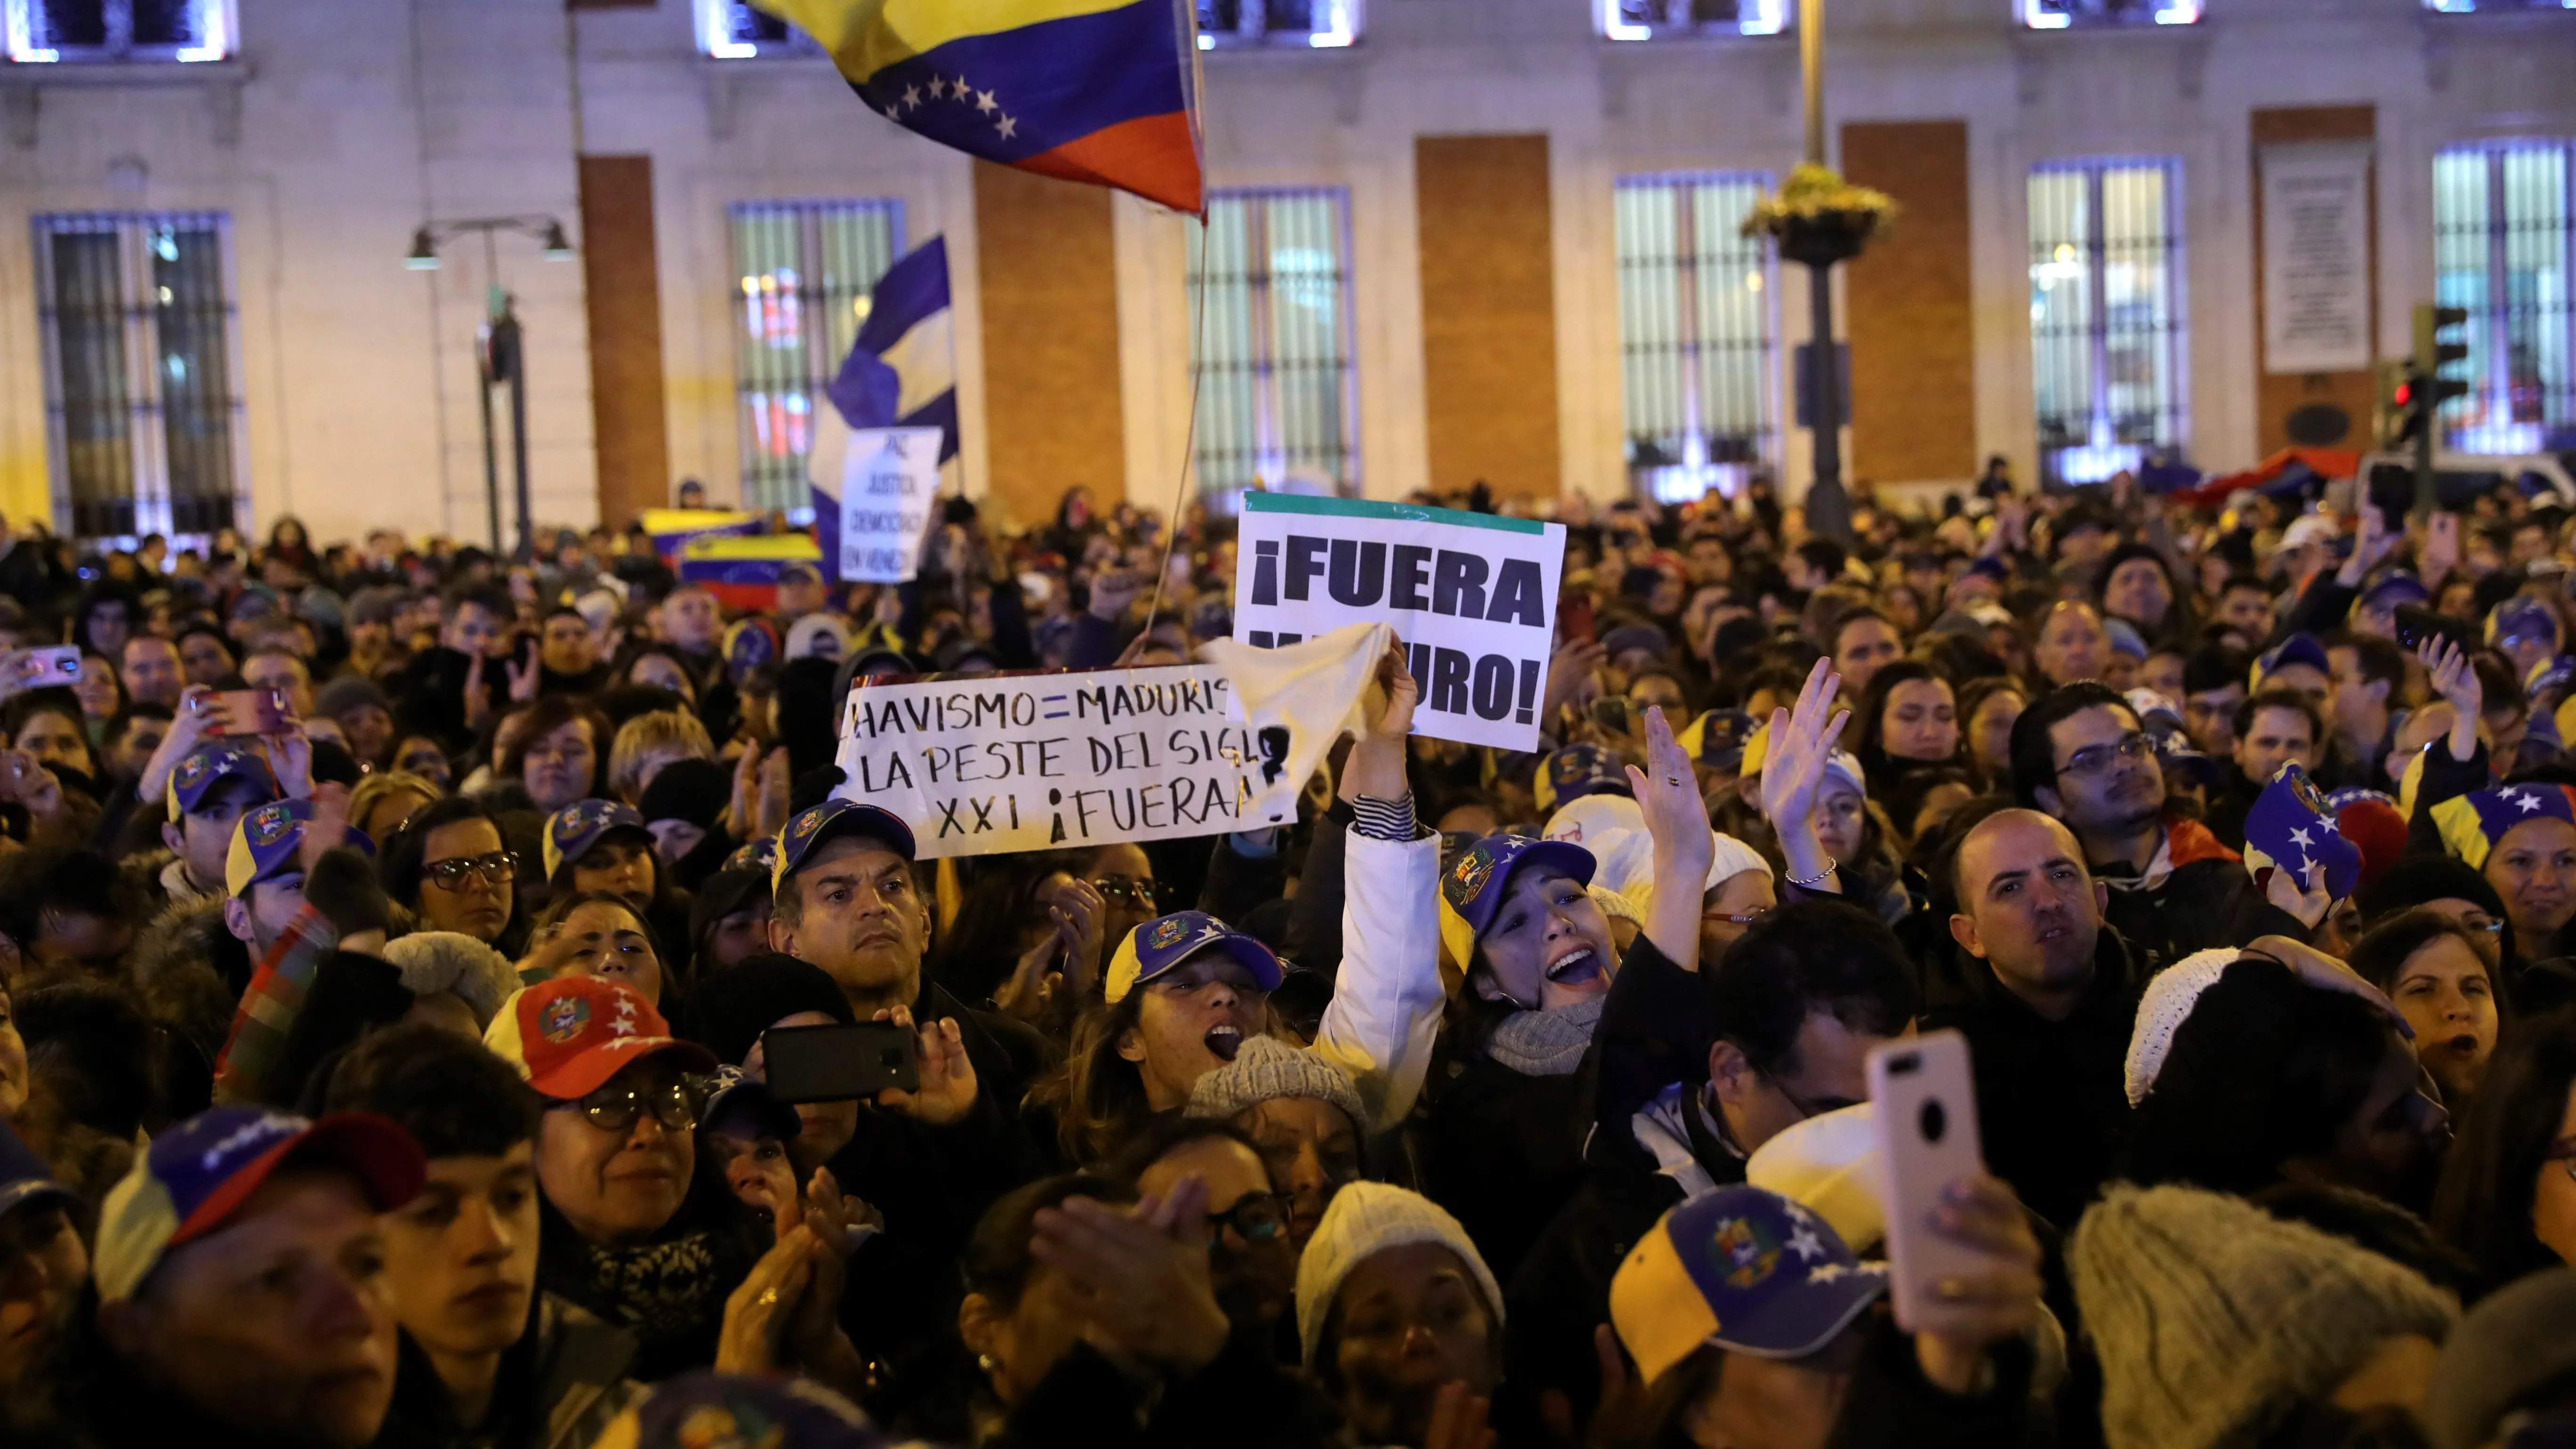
[484,977,715,1101]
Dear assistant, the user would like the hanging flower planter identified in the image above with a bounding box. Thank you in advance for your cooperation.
[1743,163,1899,267]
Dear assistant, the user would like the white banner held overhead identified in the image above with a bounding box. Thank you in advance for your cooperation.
[1232,495,1566,752]
[834,665,1306,860]
[2261,142,2375,375]
[808,414,942,583]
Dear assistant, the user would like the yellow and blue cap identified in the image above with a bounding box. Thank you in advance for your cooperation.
[1679,709,1756,772]
[93,1105,424,1303]
[772,798,918,893]
[1609,1184,1887,1388]
[2489,596,2562,649]
[543,797,652,880]
[225,798,374,899]
[2253,632,2331,691]
[1534,743,1631,816]
[1103,910,1283,1006]
[1437,833,1596,970]
[165,740,279,823]
[2432,783,2576,871]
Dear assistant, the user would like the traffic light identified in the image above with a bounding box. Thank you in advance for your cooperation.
[2375,359,2419,450]
[2410,302,2471,440]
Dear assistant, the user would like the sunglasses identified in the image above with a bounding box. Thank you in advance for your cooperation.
[423,851,516,889]
[562,1075,697,1135]
[1091,877,1174,909]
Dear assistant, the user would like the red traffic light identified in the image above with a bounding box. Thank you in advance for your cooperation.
[2393,380,2413,406]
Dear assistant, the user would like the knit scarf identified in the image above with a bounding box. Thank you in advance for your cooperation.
[1486,996,1605,1077]
[554,1230,729,1347]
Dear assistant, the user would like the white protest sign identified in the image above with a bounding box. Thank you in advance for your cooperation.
[807,408,941,583]
[1232,494,1565,751]
[833,665,1303,859]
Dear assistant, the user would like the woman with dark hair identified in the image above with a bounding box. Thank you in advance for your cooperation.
[263,515,316,576]
[1956,676,2026,783]
[2432,1009,2576,1293]
[499,695,608,817]
[525,890,672,1011]
[2347,908,2505,1115]
[927,850,1092,1008]
[616,647,699,709]
[67,581,136,661]
[1852,660,1969,799]
[382,795,525,954]
[1,689,97,800]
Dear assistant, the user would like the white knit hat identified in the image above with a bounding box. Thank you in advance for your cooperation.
[380,930,520,1030]
[2123,947,2239,1105]
[1543,793,1646,850]
[1745,1102,1884,1253]
[1295,1181,1504,1368]
[1705,831,1774,893]
[1184,1033,1367,1129]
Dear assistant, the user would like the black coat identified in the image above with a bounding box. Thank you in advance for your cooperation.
[1919,925,2143,1233]
[1419,1052,1589,1286]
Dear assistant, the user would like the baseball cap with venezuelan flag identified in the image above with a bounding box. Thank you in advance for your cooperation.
[93,1106,424,1303]
[484,976,715,1101]
[1609,1184,1888,1388]
[1103,910,1283,1006]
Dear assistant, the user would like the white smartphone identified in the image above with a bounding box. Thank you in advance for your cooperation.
[1868,1030,1987,1331]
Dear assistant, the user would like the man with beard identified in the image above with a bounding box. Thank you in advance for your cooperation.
[1932,809,2144,1229]
[2012,682,2309,972]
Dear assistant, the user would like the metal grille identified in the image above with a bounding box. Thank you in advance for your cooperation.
[1195,0,1361,48]
[698,0,819,58]
[2028,158,2187,485]
[1185,188,1360,503]
[728,199,903,511]
[1601,0,1791,38]
[7,0,232,62]
[32,212,243,541]
[2433,141,2574,454]
[1614,173,1778,502]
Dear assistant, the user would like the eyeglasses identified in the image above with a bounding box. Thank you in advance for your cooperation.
[562,1075,696,1134]
[2054,731,2153,780]
[1208,1191,1296,1243]
[1090,877,1172,909]
[423,851,516,889]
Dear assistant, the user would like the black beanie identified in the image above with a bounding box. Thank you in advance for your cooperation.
[2356,854,2507,928]
[683,952,854,1067]
[638,757,732,831]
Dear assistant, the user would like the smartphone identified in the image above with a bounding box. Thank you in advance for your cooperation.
[0,645,81,699]
[1558,593,1596,646]
[758,1022,919,1103]
[1868,1031,1987,1330]
[209,689,288,736]
[1590,696,1632,736]
[2393,604,2478,658]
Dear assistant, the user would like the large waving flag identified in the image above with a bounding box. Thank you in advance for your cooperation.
[827,237,958,463]
[749,0,1205,215]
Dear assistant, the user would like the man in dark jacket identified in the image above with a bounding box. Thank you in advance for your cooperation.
[2012,681,2305,972]
[1503,902,1916,1436]
[1932,807,2143,1231]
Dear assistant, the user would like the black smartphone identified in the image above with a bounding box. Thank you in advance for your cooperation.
[2394,604,2478,658]
[758,1022,919,1103]
[1591,696,1632,735]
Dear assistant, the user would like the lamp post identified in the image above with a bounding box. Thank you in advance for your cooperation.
[1790,0,1853,546]
[405,217,576,560]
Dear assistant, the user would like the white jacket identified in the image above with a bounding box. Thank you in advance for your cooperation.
[1310,827,1446,1131]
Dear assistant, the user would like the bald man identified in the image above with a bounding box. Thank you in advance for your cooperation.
[1929,807,2142,1230]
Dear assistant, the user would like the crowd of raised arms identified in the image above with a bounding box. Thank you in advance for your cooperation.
[11,467,2576,1449]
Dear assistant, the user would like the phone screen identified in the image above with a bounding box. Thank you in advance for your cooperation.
[210,689,288,736]
[759,1022,919,1103]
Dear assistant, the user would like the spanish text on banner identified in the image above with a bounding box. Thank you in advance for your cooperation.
[832,665,1301,859]
[1231,495,1565,752]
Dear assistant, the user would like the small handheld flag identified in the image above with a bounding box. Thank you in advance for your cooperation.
[748,0,1205,215]
[2242,762,2363,903]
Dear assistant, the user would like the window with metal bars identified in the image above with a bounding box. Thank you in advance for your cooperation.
[1613,173,1779,503]
[4,0,233,62]
[696,0,818,58]
[2433,141,2574,454]
[2028,159,2188,486]
[1194,0,1361,48]
[34,213,244,541]
[1185,189,1360,505]
[2421,0,2574,12]
[729,199,904,512]
[2018,0,2201,27]
[1599,0,1791,40]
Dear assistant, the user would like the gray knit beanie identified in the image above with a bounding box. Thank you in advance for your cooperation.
[2071,1184,2458,1449]
[1183,1032,1366,1129]
[379,931,520,1030]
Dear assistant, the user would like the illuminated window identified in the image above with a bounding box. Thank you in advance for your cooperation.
[1599,0,1791,40]
[729,199,903,510]
[2029,159,2187,486]
[5,0,234,62]
[1186,189,1360,502]
[2421,0,2575,12]
[1195,0,1362,49]
[1614,174,1779,504]
[2020,0,2201,28]
[696,0,819,59]
[34,213,243,540]
[2433,142,2574,454]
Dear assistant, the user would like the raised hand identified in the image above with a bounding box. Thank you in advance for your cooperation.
[2418,637,2482,763]
[1422,1382,1497,1449]
[1339,639,1419,804]
[714,1230,817,1375]
[872,1006,979,1124]
[504,655,538,706]
[1757,659,1851,892]
[298,782,353,873]
[1623,705,1715,971]
[2261,856,2332,933]
[1541,637,1607,731]
[1902,1175,2044,1396]
[728,745,761,841]
[1052,876,1107,1003]
[756,747,792,840]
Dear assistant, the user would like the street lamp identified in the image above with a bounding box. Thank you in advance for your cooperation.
[404,216,577,560]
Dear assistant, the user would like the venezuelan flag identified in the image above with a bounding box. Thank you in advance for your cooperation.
[676,533,825,613]
[644,507,765,562]
[749,0,1204,215]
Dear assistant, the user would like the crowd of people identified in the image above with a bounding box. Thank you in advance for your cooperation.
[7,467,2576,1448]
